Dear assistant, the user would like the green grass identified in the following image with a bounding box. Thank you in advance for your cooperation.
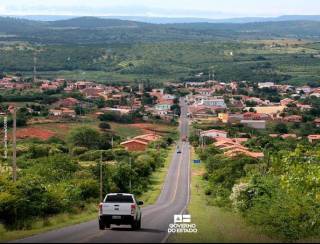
[170,148,277,243]
[109,122,143,139]
[140,146,175,206]
[0,203,98,243]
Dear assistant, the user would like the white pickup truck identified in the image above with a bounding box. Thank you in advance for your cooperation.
[99,193,143,230]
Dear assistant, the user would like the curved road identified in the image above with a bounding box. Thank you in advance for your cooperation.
[14,98,191,243]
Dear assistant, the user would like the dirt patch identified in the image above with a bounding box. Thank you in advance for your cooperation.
[16,128,55,140]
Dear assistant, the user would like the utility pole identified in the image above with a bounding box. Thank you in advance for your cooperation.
[99,151,103,202]
[33,53,37,83]
[12,108,17,182]
[129,157,132,193]
[3,116,7,159]
[111,136,114,148]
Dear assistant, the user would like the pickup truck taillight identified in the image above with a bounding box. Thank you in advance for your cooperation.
[99,203,103,215]
[131,204,136,215]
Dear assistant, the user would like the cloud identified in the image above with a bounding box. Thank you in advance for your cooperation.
[0,4,6,13]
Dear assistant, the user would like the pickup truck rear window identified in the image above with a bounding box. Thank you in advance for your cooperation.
[105,195,134,203]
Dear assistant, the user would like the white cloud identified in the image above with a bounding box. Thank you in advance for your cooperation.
[0,4,7,13]
[1,0,320,18]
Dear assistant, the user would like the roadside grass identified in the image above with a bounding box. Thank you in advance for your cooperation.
[139,146,175,206]
[0,203,98,243]
[170,148,276,243]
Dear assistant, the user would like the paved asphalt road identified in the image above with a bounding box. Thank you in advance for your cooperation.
[14,98,191,243]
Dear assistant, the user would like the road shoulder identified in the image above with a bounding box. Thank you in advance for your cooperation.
[170,147,276,243]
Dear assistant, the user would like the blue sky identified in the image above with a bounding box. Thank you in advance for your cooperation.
[0,0,320,18]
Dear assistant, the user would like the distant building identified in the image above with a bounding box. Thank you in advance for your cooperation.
[155,103,171,111]
[198,99,226,108]
[258,82,275,89]
[308,135,320,143]
[240,120,266,129]
[121,134,161,151]
[283,115,302,123]
[314,118,320,127]
[200,129,228,139]
[280,98,295,106]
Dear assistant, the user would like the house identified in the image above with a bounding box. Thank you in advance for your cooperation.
[310,90,320,98]
[280,98,295,106]
[185,82,207,87]
[297,86,312,94]
[134,134,161,143]
[240,120,266,129]
[296,103,312,111]
[120,139,149,151]
[283,115,302,123]
[195,88,214,96]
[198,98,227,108]
[155,103,172,111]
[81,87,104,99]
[49,108,76,118]
[54,98,80,108]
[214,137,263,159]
[230,81,238,91]
[243,96,266,106]
[189,106,216,118]
[243,112,271,121]
[314,118,320,127]
[41,83,58,90]
[200,129,228,139]
[281,134,297,139]
[120,134,161,151]
[258,82,275,89]
[224,148,264,159]
[75,81,96,90]
[308,135,320,143]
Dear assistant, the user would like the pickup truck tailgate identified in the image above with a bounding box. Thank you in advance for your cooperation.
[102,203,132,216]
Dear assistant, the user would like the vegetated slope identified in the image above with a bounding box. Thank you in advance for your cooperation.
[47,16,149,29]
[1,17,320,44]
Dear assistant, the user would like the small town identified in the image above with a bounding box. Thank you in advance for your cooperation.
[1,2,320,243]
[1,75,320,156]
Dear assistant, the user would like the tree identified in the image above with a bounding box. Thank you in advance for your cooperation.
[68,126,101,149]
[274,123,288,134]
[99,122,111,130]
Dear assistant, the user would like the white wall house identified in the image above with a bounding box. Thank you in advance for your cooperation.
[198,99,226,108]
[200,129,228,139]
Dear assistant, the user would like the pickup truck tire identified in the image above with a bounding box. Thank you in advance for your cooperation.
[99,220,105,230]
[137,218,142,230]
[132,218,141,230]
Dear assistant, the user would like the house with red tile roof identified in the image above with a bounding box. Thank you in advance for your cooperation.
[314,118,320,127]
[308,135,320,143]
[280,98,295,106]
[120,134,161,151]
[243,112,271,121]
[283,115,302,123]
[224,148,264,159]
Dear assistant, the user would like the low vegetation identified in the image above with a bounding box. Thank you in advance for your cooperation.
[196,138,320,241]
[0,126,177,235]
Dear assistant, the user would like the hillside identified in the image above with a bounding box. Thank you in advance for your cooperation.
[1,17,320,44]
